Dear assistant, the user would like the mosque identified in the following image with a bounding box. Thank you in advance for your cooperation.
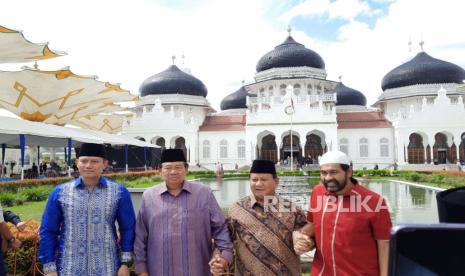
[122,32,465,171]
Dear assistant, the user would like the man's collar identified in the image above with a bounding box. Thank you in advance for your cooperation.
[75,176,107,188]
[159,180,192,195]
[249,193,279,207]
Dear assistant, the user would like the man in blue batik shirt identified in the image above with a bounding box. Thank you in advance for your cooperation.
[39,143,136,276]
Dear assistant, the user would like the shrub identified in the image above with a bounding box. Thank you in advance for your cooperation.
[430,173,445,184]
[14,194,27,205]
[0,192,17,207]
[20,186,53,201]
[406,172,421,182]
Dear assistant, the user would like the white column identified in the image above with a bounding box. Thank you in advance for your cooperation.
[424,146,428,164]
[300,139,306,160]
[430,145,434,164]
[455,138,461,164]
[404,144,408,164]
[276,137,282,162]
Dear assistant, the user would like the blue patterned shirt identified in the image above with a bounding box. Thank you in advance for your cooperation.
[39,176,136,275]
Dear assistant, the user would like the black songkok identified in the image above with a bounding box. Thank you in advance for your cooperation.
[250,159,276,175]
[160,149,187,164]
[77,143,106,159]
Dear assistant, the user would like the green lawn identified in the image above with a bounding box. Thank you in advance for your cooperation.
[9,200,47,222]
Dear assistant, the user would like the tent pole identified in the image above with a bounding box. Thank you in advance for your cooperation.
[125,144,128,173]
[19,134,25,180]
[1,144,5,178]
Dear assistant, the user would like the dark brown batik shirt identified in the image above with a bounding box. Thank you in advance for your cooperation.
[228,195,308,276]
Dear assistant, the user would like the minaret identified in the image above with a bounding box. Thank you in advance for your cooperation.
[180,52,192,74]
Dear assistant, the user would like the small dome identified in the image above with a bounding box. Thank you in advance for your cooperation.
[335,83,366,106]
[381,52,465,91]
[220,86,254,110]
[256,35,325,72]
[140,65,208,97]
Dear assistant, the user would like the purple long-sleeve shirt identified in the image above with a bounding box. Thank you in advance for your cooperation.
[134,180,233,276]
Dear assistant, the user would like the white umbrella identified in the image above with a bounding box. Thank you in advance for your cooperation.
[0,25,65,63]
[0,67,138,123]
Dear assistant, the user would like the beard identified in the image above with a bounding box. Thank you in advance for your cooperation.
[323,178,347,193]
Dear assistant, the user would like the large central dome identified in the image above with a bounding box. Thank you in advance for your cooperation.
[381,52,465,91]
[256,35,325,72]
[140,65,208,97]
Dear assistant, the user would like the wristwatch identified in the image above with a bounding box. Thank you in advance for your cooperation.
[7,237,16,244]
[121,261,133,267]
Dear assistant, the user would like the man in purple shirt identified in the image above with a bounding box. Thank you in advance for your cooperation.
[134,149,233,276]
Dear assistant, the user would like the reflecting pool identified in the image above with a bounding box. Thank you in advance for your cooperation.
[201,177,441,224]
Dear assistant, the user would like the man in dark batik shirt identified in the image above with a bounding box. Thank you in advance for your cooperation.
[211,160,310,276]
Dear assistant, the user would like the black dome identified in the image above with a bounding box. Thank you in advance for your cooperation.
[335,83,366,106]
[256,36,325,72]
[140,65,208,97]
[381,52,465,91]
[220,86,254,110]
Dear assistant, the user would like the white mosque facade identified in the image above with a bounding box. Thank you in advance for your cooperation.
[122,35,465,171]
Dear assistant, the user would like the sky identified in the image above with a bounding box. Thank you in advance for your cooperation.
[1,0,465,115]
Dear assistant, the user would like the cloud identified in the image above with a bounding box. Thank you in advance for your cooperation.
[281,0,465,105]
[282,0,374,22]
[0,0,464,113]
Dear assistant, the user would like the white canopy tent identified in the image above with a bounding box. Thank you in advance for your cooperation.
[0,116,158,179]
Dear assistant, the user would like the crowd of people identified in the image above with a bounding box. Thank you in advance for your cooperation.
[0,144,395,275]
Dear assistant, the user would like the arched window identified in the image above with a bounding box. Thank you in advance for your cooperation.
[380,138,389,157]
[293,84,301,96]
[339,138,349,155]
[268,86,274,97]
[220,139,228,158]
[202,140,210,159]
[280,84,286,96]
[237,139,246,159]
[359,138,369,157]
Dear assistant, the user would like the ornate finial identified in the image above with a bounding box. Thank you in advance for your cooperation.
[242,80,245,86]
[338,75,342,82]
[33,61,38,69]
[408,37,412,53]
[171,55,176,65]
[287,25,292,36]
[419,34,424,52]
[181,53,185,65]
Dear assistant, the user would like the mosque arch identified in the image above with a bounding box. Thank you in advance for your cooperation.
[407,132,425,164]
[281,130,301,162]
[135,136,145,142]
[151,136,165,150]
[433,132,453,164]
[260,134,278,163]
[171,136,187,159]
[459,132,465,163]
[303,130,326,162]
